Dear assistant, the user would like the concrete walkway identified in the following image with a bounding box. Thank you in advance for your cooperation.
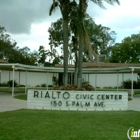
[0,93,27,112]
[128,95,140,111]
[0,93,139,112]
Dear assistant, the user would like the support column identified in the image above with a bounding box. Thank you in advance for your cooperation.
[122,73,124,89]
[131,68,134,99]
[117,72,119,91]
[53,73,54,86]
[71,73,72,85]
[95,73,97,91]
[19,71,20,93]
[47,72,48,90]
[12,66,15,97]
[0,70,1,84]
[25,70,27,94]
[9,71,10,81]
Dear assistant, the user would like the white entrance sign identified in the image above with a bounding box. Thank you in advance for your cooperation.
[27,90,128,111]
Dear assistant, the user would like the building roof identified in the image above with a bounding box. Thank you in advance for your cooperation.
[0,59,8,63]
[0,62,140,74]
[55,62,140,68]
[83,62,140,69]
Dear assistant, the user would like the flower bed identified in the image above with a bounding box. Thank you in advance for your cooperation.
[53,84,94,91]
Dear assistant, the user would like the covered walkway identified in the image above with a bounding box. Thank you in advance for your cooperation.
[1,63,140,98]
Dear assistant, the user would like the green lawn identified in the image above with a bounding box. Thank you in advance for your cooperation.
[135,90,140,94]
[0,87,25,93]
[14,94,27,100]
[0,110,140,140]
[0,87,51,93]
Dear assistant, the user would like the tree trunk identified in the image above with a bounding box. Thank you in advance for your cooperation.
[77,34,83,88]
[74,50,78,85]
[63,19,69,87]
[77,0,87,88]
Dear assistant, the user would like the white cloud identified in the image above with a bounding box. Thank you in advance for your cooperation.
[11,22,52,51]
[7,0,140,50]
[90,0,140,42]
[95,0,140,27]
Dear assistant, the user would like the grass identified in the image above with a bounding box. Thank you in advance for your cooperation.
[135,90,140,94]
[0,110,140,140]
[1,87,140,95]
[0,87,25,93]
[14,94,27,100]
[0,87,52,93]
[0,88,10,93]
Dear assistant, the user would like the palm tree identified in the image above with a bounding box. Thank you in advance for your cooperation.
[69,1,97,86]
[49,0,120,88]
[49,0,71,87]
[77,0,120,88]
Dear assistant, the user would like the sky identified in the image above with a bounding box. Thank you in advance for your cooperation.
[0,0,140,51]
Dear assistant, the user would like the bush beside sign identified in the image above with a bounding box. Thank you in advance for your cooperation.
[27,90,128,111]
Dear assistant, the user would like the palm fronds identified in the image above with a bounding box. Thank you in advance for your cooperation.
[49,1,59,16]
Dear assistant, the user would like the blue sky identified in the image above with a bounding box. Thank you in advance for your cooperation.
[0,0,140,51]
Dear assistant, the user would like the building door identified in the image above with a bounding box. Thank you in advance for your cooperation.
[58,73,63,86]
[58,73,74,86]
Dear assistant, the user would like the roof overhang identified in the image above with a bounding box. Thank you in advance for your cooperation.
[0,63,140,74]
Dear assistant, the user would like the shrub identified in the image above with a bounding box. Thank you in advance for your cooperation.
[82,84,94,91]
[0,82,8,87]
[103,86,115,89]
[122,80,131,89]
[7,80,18,87]
[82,81,90,85]
[114,86,122,89]
[41,84,46,87]
[53,84,94,91]
[122,80,140,89]
[19,84,25,87]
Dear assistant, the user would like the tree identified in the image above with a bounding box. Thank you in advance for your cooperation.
[77,0,120,88]
[49,0,120,88]
[8,46,38,65]
[48,14,116,86]
[45,47,62,66]
[0,25,39,65]
[38,46,47,65]
[108,33,140,63]
[88,24,116,56]
[48,18,64,65]
[0,26,17,60]
[49,0,72,87]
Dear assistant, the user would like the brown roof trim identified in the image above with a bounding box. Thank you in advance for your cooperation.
[83,62,140,68]
[0,59,8,63]
[55,62,140,68]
